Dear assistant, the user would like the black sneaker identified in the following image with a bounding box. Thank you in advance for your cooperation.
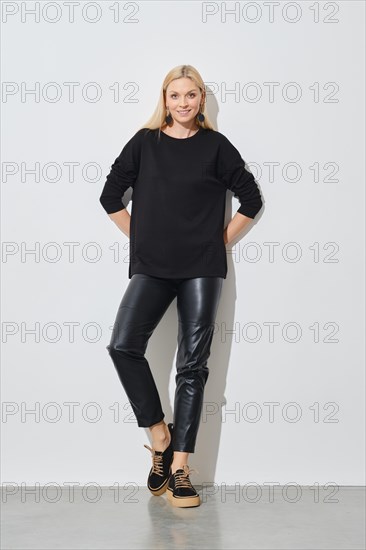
[144,422,174,496]
[166,465,201,507]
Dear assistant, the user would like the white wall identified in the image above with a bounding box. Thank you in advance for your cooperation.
[2,1,365,488]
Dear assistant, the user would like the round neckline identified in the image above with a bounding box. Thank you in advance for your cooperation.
[160,127,202,141]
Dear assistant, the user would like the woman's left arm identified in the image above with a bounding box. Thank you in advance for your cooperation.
[218,135,263,246]
[223,211,254,246]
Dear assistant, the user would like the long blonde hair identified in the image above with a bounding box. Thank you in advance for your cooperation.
[138,65,216,137]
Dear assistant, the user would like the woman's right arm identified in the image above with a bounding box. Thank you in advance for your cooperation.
[108,209,131,238]
[99,130,143,236]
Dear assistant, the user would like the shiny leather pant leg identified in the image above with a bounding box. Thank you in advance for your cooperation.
[106,273,224,451]
[106,274,177,427]
[173,277,223,453]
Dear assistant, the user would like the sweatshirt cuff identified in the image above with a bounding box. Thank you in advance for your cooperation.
[99,198,126,215]
[237,203,261,219]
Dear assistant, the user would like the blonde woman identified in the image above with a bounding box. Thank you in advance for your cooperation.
[99,64,263,508]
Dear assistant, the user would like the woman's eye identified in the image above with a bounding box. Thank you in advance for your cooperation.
[170,93,196,99]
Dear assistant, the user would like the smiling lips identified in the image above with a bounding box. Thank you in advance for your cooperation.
[178,110,191,115]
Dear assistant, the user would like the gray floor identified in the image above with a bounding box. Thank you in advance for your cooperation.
[2,486,365,549]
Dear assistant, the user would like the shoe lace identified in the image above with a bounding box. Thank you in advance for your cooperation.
[144,444,164,476]
[174,464,199,488]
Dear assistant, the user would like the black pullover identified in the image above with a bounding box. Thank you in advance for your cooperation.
[99,127,263,279]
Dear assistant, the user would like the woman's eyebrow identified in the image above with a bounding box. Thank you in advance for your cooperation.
[168,89,197,94]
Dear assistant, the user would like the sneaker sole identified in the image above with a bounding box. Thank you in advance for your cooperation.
[166,488,201,507]
[148,476,170,496]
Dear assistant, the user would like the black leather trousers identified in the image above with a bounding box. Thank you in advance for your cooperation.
[106,273,223,453]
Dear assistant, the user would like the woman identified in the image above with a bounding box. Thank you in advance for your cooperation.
[99,64,263,508]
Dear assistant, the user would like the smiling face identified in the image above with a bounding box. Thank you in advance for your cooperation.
[165,77,204,127]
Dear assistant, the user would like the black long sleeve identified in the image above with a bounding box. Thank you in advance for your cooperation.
[99,132,142,214]
[99,127,263,279]
[218,134,263,219]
